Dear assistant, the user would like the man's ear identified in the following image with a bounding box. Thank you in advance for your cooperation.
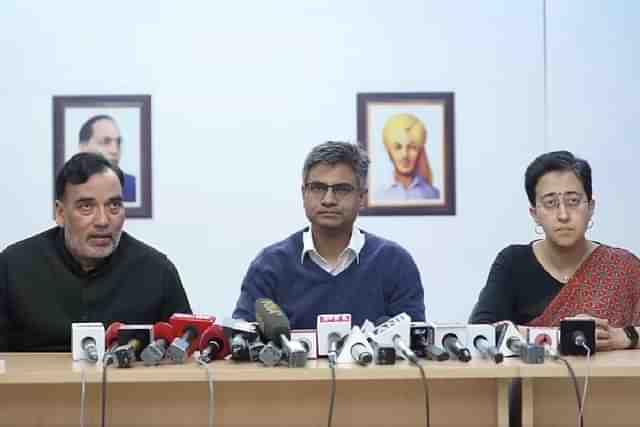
[55,200,65,227]
[358,189,367,209]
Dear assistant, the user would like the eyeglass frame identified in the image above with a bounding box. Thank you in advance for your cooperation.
[303,181,362,201]
[535,191,590,211]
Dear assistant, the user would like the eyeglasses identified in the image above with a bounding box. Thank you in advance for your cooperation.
[304,181,357,200]
[537,192,588,211]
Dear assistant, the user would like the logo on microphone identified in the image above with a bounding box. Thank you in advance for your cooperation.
[318,314,351,324]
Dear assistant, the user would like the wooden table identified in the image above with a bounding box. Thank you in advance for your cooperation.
[0,353,516,427]
[519,350,640,427]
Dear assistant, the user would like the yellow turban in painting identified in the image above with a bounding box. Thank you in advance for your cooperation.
[382,113,433,184]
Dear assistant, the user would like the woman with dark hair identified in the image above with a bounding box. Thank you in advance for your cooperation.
[470,150,640,351]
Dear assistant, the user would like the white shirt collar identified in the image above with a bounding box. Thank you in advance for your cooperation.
[301,224,365,264]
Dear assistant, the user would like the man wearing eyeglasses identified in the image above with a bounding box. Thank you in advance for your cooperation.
[78,115,136,202]
[232,141,426,329]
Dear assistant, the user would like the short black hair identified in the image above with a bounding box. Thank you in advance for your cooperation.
[525,150,592,206]
[79,115,116,144]
[55,152,125,200]
[302,141,369,190]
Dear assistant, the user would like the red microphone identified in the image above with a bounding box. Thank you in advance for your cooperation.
[141,322,175,366]
[198,324,231,363]
[105,322,124,354]
[105,322,153,368]
[167,314,216,363]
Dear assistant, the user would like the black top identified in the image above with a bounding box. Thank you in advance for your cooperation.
[469,243,564,325]
[0,227,192,352]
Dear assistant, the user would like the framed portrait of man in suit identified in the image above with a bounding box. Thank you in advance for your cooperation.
[357,92,456,216]
[53,95,152,218]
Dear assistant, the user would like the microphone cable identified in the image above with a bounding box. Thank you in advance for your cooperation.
[196,356,216,427]
[578,342,592,427]
[80,364,87,427]
[327,362,336,427]
[101,352,115,427]
[395,336,430,427]
[416,362,431,427]
[553,355,583,427]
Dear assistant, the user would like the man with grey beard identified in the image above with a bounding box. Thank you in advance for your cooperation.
[0,152,191,352]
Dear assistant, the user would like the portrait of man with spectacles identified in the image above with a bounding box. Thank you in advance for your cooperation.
[78,115,137,202]
[232,141,426,329]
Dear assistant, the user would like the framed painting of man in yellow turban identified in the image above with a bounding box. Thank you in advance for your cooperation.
[357,92,455,216]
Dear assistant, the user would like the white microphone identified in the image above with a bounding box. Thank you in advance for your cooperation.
[317,314,351,368]
[335,326,374,365]
[467,324,503,364]
[430,322,471,362]
[495,321,544,364]
[72,323,105,363]
[370,313,417,363]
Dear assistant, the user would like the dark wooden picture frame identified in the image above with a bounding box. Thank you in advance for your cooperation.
[53,95,152,218]
[357,92,456,216]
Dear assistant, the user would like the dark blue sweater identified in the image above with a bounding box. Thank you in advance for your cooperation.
[233,229,425,329]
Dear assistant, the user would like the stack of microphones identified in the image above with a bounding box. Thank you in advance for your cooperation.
[253,298,310,367]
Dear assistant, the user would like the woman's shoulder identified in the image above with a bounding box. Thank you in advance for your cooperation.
[595,244,640,266]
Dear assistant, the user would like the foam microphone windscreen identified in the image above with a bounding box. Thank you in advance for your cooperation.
[255,298,291,347]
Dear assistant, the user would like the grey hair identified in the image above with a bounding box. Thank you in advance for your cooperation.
[302,141,369,190]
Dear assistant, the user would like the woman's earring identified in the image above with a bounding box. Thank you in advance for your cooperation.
[587,220,594,230]
[535,224,544,235]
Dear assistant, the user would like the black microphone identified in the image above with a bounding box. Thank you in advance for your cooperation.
[222,318,262,362]
[442,333,472,362]
[255,299,307,367]
[410,322,449,361]
[474,335,503,364]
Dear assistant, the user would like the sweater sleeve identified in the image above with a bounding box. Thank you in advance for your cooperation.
[387,246,426,322]
[232,253,278,322]
[0,252,8,351]
[469,247,516,324]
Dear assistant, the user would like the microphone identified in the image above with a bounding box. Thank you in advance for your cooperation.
[105,322,124,366]
[72,323,105,363]
[112,325,153,368]
[317,313,352,365]
[495,321,544,364]
[410,322,449,362]
[198,324,231,363]
[255,299,308,367]
[442,334,471,362]
[167,314,216,364]
[467,324,503,364]
[430,323,471,362]
[371,313,417,364]
[222,318,262,362]
[258,342,283,367]
[141,322,175,366]
[291,330,318,359]
[335,326,374,365]
[560,318,596,356]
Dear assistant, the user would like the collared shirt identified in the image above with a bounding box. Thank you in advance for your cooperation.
[301,225,365,276]
[378,174,440,201]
